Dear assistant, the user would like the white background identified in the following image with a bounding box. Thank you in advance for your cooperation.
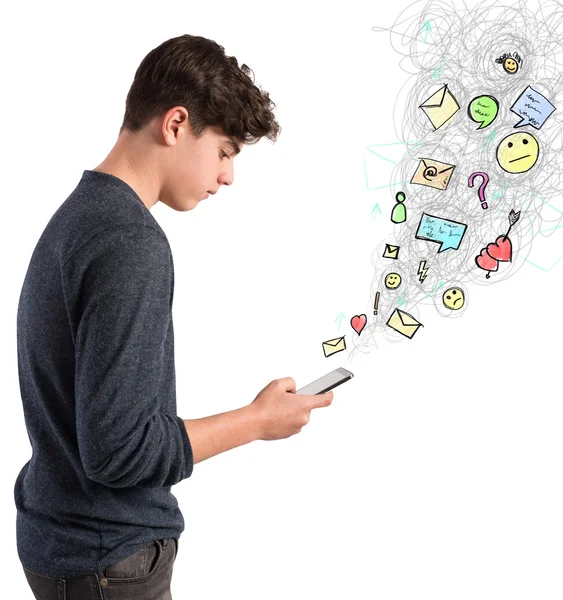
[2,0,562,598]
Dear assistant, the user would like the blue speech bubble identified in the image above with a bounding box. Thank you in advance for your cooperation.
[415,213,468,253]
[511,86,556,129]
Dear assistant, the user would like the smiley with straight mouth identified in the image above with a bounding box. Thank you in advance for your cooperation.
[496,132,539,173]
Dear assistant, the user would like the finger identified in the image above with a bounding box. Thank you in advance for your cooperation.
[280,377,296,393]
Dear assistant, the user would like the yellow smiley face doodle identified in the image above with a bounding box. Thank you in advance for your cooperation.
[496,132,539,173]
[503,57,519,74]
[385,273,402,289]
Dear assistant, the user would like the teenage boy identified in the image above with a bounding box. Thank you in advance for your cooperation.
[16,33,333,600]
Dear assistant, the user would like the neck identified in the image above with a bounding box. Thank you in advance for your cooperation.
[93,132,161,211]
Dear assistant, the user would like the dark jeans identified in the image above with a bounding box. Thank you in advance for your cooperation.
[22,537,178,600]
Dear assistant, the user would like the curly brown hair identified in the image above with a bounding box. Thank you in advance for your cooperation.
[119,34,281,146]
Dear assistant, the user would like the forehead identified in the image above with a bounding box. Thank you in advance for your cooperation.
[207,127,243,154]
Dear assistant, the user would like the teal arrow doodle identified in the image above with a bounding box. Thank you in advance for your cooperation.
[421,20,432,43]
[334,312,345,330]
[371,203,382,218]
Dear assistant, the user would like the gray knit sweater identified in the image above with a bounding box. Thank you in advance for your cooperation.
[14,170,194,578]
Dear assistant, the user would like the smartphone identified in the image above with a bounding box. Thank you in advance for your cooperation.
[295,367,354,395]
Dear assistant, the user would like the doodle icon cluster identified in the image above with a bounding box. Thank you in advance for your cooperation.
[321,48,556,356]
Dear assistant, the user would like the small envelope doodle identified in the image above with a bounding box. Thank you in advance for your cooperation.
[383,244,400,259]
[411,158,456,191]
[322,336,346,357]
[386,308,423,339]
[419,84,461,131]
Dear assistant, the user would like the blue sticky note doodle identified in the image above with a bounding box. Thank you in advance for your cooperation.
[415,213,468,253]
[511,86,556,129]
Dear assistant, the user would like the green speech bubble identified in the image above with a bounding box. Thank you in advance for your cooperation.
[468,95,499,129]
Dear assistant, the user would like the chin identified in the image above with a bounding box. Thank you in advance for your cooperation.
[159,188,203,211]
[163,197,201,212]
[185,198,203,212]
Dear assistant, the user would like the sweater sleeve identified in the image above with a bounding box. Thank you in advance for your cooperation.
[64,223,194,488]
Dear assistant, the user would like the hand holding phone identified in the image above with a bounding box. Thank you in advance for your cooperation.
[249,369,352,443]
[296,367,354,395]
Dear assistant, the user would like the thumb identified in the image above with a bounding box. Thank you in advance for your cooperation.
[309,390,334,408]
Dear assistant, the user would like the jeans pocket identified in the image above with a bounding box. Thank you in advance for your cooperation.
[102,540,163,583]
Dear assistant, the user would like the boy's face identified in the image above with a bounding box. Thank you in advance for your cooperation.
[159,108,242,211]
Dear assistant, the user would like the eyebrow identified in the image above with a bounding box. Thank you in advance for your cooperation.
[225,137,242,156]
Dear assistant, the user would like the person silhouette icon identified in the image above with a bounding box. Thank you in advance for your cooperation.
[391,191,407,223]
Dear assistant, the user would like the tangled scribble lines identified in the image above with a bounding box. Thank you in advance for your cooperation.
[348,0,563,357]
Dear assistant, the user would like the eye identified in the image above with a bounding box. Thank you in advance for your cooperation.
[446,295,451,300]
[508,142,513,148]
[220,151,230,159]
[452,290,457,294]
[523,138,529,144]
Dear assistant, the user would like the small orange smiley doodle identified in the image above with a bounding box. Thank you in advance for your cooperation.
[495,52,522,74]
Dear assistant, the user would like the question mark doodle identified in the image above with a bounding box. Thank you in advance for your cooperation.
[468,171,489,209]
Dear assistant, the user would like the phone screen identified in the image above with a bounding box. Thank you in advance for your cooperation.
[296,368,354,395]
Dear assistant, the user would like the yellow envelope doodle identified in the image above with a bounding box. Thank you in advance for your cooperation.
[322,336,346,357]
[383,244,400,259]
[386,309,423,339]
[410,158,456,191]
[419,84,460,131]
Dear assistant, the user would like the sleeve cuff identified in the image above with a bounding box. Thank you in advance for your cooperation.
[176,415,194,479]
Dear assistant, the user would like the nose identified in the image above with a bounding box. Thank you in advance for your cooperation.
[218,162,234,187]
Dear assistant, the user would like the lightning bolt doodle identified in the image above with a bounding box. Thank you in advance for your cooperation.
[418,260,429,282]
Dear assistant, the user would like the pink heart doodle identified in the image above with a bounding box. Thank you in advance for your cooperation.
[486,235,512,262]
[351,314,367,336]
[475,248,499,274]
